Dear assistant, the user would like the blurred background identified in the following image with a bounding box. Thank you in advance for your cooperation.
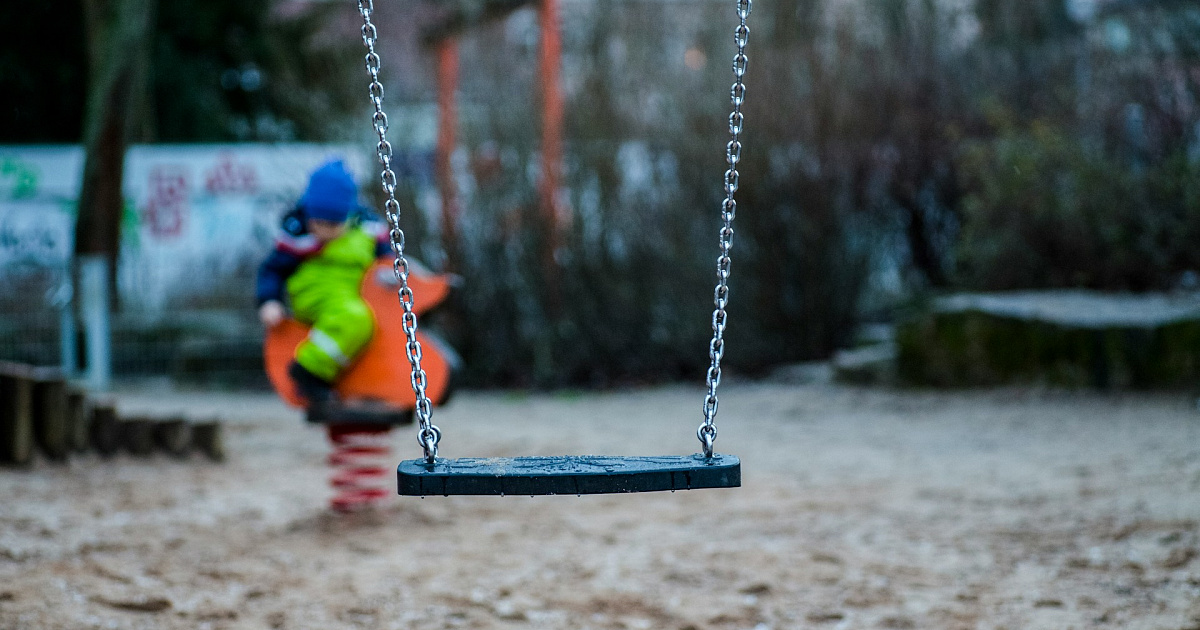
[1,0,1198,392]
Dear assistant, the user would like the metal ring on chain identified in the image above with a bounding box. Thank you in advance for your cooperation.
[698,0,750,458]
[418,425,441,460]
[697,424,717,455]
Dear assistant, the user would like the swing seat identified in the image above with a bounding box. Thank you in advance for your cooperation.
[397,453,740,496]
[264,260,459,425]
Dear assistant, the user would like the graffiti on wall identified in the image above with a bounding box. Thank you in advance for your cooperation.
[0,152,74,272]
[205,153,259,195]
[0,144,370,314]
[142,166,190,239]
[0,202,72,269]
[1,156,39,200]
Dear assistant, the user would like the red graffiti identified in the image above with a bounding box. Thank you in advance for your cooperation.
[204,154,259,195]
[142,167,189,239]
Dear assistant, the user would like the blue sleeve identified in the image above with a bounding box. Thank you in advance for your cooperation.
[255,248,302,306]
[375,239,392,259]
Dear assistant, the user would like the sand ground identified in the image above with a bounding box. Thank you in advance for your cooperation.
[2,380,1199,630]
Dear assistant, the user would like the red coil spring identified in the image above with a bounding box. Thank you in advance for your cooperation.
[326,424,393,512]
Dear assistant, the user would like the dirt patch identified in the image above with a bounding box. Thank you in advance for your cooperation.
[2,382,1199,629]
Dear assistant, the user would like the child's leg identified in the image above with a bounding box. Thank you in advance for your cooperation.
[294,296,376,383]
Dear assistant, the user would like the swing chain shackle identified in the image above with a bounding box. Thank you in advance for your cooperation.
[699,0,751,458]
[357,0,439,463]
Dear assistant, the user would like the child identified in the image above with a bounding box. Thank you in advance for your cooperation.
[256,159,391,405]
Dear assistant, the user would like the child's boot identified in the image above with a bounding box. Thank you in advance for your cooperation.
[288,360,336,405]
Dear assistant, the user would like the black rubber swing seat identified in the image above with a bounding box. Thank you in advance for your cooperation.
[397,453,740,496]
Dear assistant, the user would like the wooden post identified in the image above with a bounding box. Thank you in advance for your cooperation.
[153,417,192,457]
[436,38,461,272]
[120,417,155,456]
[89,404,120,457]
[192,421,225,462]
[0,362,35,466]
[31,367,70,461]
[538,0,565,311]
[67,388,91,453]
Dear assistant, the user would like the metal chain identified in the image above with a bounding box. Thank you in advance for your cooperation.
[699,0,751,458]
[358,0,440,464]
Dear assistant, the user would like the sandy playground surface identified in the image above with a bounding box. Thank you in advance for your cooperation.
[1,379,1199,630]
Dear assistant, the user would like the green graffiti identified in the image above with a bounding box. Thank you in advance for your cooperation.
[122,198,140,250]
[0,157,40,200]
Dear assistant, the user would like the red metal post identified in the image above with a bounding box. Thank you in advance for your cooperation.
[539,0,564,301]
[436,39,461,272]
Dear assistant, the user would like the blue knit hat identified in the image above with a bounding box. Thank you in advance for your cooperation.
[301,160,360,223]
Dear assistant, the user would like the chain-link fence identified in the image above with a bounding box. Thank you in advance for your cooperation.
[0,256,269,387]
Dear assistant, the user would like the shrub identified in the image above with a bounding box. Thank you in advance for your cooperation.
[955,121,1200,291]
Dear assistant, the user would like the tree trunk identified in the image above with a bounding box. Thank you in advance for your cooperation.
[75,0,156,297]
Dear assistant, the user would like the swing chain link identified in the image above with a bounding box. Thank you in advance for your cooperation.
[699,0,750,458]
[358,0,440,464]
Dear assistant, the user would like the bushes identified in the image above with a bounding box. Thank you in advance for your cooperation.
[439,169,875,388]
[955,121,1200,291]
[422,0,1200,388]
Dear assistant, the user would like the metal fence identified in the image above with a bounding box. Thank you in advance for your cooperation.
[0,264,268,387]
